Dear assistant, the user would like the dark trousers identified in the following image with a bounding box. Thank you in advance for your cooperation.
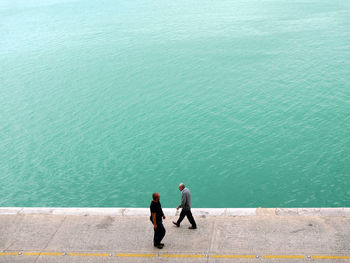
[177,209,196,227]
[153,221,166,245]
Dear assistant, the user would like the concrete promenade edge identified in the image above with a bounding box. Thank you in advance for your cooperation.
[1,207,350,216]
[1,208,350,263]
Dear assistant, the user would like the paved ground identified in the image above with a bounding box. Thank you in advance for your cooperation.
[1,210,350,263]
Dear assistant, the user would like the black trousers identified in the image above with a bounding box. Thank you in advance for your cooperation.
[177,209,196,227]
[153,221,166,245]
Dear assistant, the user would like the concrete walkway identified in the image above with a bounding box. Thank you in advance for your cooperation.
[0,208,350,263]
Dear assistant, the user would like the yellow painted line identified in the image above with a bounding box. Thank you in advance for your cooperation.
[162,254,205,258]
[40,252,64,256]
[23,252,42,256]
[69,252,109,257]
[116,253,157,257]
[23,252,64,256]
[264,255,305,259]
[0,252,19,256]
[211,254,256,258]
[313,255,350,259]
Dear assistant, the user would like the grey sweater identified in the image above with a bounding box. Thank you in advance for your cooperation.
[178,187,191,211]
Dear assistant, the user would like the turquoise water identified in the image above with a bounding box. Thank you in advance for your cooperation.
[1,0,350,208]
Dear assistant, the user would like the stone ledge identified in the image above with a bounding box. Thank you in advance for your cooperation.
[191,208,226,216]
[0,207,349,217]
[0,207,22,215]
[52,208,124,216]
[257,208,276,216]
[276,208,299,216]
[320,208,345,216]
[226,208,256,216]
[276,208,348,217]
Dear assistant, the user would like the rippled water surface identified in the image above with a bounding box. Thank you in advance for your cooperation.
[1,0,350,207]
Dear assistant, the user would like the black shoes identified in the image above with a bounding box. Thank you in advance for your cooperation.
[173,221,197,229]
[154,243,164,249]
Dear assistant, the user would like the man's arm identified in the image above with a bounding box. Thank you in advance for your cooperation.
[177,192,186,209]
[161,207,166,219]
[152,213,157,229]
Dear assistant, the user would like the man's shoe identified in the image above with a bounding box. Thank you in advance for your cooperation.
[154,244,163,249]
[172,221,180,227]
[160,243,165,247]
[188,226,197,229]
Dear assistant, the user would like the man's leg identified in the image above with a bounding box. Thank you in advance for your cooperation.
[154,224,162,246]
[153,228,158,245]
[186,210,197,228]
[158,221,166,243]
[176,209,186,226]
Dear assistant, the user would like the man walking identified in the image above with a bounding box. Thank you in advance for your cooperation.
[173,183,197,229]
[150,192,166,248]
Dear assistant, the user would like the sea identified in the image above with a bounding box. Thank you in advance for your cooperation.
[1,0,349,208]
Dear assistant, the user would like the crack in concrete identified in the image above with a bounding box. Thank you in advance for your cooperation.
[4,215,25,252]
[33,216,67,263]
[206,218,216,263]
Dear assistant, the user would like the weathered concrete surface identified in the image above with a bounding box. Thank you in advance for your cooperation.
[2,207,350,217]
[0,209,350,263]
